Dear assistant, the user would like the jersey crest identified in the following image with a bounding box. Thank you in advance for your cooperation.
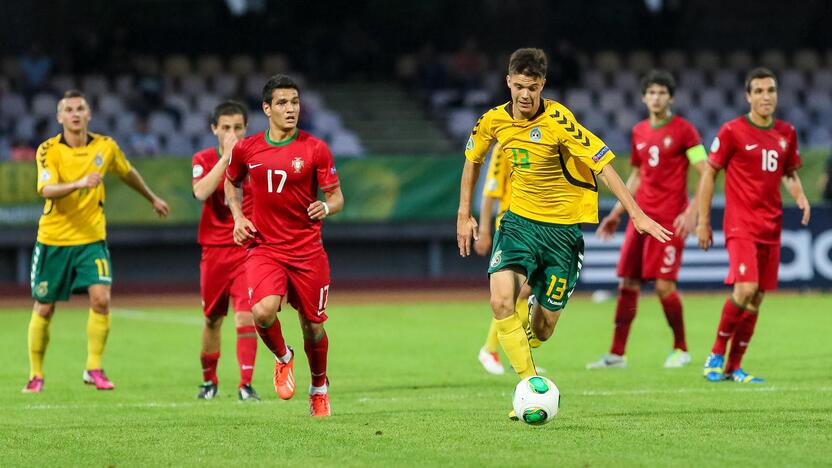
[292,156,305,173]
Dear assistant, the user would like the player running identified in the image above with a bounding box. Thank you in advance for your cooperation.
[192,101,259,401]
[24,90,169,393]
[587,70,708,370]
[225,75,344,416]
[457,48,671,415]
[697,68,810,384]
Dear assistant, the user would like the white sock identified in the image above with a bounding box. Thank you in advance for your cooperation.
[276,348,292,364]
[309,383,328,395]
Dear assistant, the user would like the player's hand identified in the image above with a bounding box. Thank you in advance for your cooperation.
[696,223,713,251]
[796,195,811,226]
[221,132,239,159]
[673,209,697,239]
[595,214,620,241]
[233,216,257,245]
[632,213,672,243]
[474,230,492,256]
[77,172,103,189]
[457,214,479,257]
[307,200,329,220]
[152,196,170,217]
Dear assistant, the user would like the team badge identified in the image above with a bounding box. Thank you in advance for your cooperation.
[330,167,337,175]
[466,137,474,151]
[35,281,48,297]
[529,127,542,142]
[94,153,104,167]
[39,170,51,182]
[739,263,747,276]
[663,136,673,148]
[710,137,720,153]
[292,157,304,174]
[779,138,787,151]
[490,249,503,268]
[192,164,204,178]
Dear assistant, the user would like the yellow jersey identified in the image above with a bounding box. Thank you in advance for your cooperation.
[36,133,132,246]
[466,99,615,224]
[482,143,512,229]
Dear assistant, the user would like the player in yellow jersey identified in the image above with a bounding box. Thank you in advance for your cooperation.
[474,143,539,375]
[23,90,169,393]
[457,48,671,416]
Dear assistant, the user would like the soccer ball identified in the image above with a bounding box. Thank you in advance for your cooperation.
[512,376,560,426]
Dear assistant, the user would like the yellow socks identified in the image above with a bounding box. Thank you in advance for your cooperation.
[515,297,542,348]
[28,311,51,379]
[495,314,536,378]
[484,318,500,353]
[86,309,111,370]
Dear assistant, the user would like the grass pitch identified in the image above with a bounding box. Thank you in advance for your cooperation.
[1,292,830,467]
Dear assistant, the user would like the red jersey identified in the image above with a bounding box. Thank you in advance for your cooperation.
[630,115,702,223]
[192,147,253,246]
[226,129,340,258]
[709,115,801,244]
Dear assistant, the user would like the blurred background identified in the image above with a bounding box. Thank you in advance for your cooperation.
[1,0,830,292]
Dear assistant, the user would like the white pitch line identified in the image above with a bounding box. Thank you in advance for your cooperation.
[112,308,202,326]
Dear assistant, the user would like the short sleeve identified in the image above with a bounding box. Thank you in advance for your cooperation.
[225,140,247,185]
[629,130,641,167]
[315,140,340,192]
[557,107,615,172]
[784,126,801,173]
[192,152,206,185]
[464,111,495,164]
[35,143,58,194]
[681,121,702,150]
[482,143,506,198]
[108,140,132,177]
[708,124,734,169]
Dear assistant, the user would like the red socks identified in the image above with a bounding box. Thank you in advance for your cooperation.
[256,319,288,358]
[610,287,639,356]
[711,297,745,355]
[660,291,687,351]
[200,352,220,384]
[725,311,759,373]
[236,326,258,387]
[304,333,329,387]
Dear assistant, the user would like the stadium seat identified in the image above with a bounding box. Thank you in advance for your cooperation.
[211,74,239,97]
[699,88,725,111]
[0,92,27,118]
[659,50,687,72]
[97,93,125,117]
[805,89,832,113]
[163,92,191,118]
[197,133,217,151]
[781,70,807,90]
[581,70,606,92]
[261,54,290,74]
[130,55,161,75]
[113,74,134,96]
[760,49,787,71]
[162,133,194,156]
[447,108,478,140]
[725,51,754,72]
[463,89,491,107]
[626,50,655,74]
[81,75,110,98]
[712,69,739,90]
[31,92,57,118]
[598,89,626,113]
[594,51,622,74]
[678,69,706,90]
[162,54,191,78]
[329,130,365,157]
[230,55,257,76]
[784,107,812,129]
[14,115,36,140]
[247,113,269,133]
[807,127,832,148]
[671,88,694,113]
[181,114,208,137]
[50,74,76,94]
[612,71,639,92]
[813,70,832,90]
[613,108,640,131]
[196,55,223,75]
[563,89,594,114]
[793,49,821,72]
[195,94,222,117]
[693,50,721,72]
[244,74,268,101]
[180,74,208,97]
[114,113,137,135]
[147,111,177,137]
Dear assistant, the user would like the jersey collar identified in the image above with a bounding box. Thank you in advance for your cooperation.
[744,113,775,130]
[504,100,546,122]
[59,133,94,147]
[265,128,299,146]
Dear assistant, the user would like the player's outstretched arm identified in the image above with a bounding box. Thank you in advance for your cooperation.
[596,167,641,241]
[598,164,671,243]
[457,159,482,257]
[308,186,344,220]
[40,173,103,199]
[783,171,811,226]
[193,153,231,201]
[694,163,717,250]
[673,160,709,239]
[121,168,169,217]
[474,195,496,256]
[224,177,256,245]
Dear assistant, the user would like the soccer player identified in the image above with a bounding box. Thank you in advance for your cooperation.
[224,75,344,416]
[24,90,169,393]
[474,143,539,375]
[587,70,708,370]
[457,48,671,414]
[697,68,810,384]
[192,101,259,401]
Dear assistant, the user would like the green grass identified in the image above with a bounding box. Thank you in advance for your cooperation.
[1,293,830,467]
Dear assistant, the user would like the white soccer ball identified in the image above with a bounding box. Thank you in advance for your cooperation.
[512,375,560,426]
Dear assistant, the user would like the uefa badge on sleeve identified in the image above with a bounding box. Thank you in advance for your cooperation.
[466,137,474,151]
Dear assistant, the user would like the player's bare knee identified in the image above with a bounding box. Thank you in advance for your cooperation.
[205,315,223,329]
[234,311,254,328]
[489,294,515,320]
[251,298,279,327]
[733,283,758,306]
[620,278,641,291]
[89,292,110,314]
[33,301,55,319]
[655,280,676,298]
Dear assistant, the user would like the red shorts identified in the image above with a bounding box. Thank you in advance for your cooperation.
[246,244,330,323]
[617,220,685,281]
[200,245,249,317]
[725,238,780,291]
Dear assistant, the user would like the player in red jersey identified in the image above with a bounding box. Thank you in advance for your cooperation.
[192,101,260,401]
[697,68,810,384]
[588,70,708,370]
[225,75,343,416]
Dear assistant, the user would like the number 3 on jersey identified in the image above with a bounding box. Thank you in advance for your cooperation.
[647,145,660,167]
[267,169,287,193]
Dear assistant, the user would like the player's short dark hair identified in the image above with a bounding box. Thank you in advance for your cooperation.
[58,89,88,111]
[210,100,248,126]
[262,74,299,104]
[508,48,547,78]
[745,67,777,93]
[640,70,676,97]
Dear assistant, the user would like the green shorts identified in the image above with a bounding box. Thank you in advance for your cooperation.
[30,240,112,303]
[488,211,584,311]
